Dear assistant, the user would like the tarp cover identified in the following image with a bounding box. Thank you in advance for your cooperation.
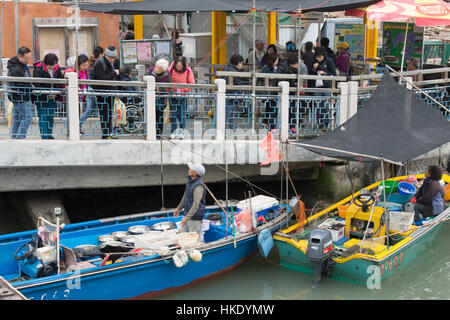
[298,72,450,164]
[77,0,381,14]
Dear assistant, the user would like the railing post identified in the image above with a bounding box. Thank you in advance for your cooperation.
[136,64,146,82]
[66,72,80,142]
[405,76,413,90]
[144,75,156,141]
[279,81,289,142]
[348,81,359,120]
[214,78,226,141]
[337,81,349,126]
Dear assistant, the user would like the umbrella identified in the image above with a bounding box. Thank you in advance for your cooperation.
[346,0,450,70]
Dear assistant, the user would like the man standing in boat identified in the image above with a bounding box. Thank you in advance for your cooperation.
[174,163,207,237]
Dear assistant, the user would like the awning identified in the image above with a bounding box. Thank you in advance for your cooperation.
[77,0,382,14]
[292,72,450,165]
[346,0,450,26]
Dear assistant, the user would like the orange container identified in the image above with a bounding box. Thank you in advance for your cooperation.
[444,184,450,202]
[338,205,350,219]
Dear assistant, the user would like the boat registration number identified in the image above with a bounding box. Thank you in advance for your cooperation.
[379,252,403,276]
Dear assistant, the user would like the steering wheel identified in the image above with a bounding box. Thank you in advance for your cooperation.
[353,194,376,212]
[14,240,38,261]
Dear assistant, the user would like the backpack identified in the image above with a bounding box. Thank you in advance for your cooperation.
[92,58,107,79]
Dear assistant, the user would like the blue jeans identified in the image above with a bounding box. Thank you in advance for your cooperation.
[169,97,187,133]
[11,101,32,139]
[37,99,56,139]
[79,88,97,127]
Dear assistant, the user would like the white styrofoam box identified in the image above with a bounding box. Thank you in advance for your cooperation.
[328,225,345,242]
[35,246,56,263]
[134,230,178,249]
[237,195,278,213]
[177,232,200,249]
[389,211,415,232]
[144,239,179,250]
[201,219,210,232]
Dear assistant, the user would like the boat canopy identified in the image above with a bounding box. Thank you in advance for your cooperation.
[77,0,381,14]
[295,72,450,165]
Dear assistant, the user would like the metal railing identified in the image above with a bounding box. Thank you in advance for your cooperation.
[1,67,447,142]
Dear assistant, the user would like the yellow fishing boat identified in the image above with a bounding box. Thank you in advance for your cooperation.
[273,173,450,286]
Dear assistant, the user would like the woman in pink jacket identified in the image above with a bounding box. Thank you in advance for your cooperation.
[63,55,93,134]
[168,56,195,134]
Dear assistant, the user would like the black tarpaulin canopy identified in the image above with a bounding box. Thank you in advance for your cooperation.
[77,0,381,14]
[293,72,450,165]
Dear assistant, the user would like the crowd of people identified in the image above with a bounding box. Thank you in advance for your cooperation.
[6,45,197,140]
[5,36,392,139]
[228,37,344,131]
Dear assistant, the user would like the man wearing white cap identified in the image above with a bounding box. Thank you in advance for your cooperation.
[174,163,206,235]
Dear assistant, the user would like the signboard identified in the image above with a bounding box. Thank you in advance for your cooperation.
[137,42,152,62]
[334,23,365,64]
[382,22,424,68]
[120,39,172,66]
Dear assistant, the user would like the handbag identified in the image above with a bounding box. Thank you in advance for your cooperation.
[113,98,127,126]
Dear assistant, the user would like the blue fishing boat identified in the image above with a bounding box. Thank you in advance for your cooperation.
[0,198,287,300]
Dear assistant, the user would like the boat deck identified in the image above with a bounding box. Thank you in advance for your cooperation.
[0,276,27,300]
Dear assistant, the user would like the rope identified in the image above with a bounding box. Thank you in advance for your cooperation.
[371,216,450,241]
[160,136,283,202]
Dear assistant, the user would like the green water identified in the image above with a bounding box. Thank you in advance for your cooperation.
[159,222,450,300]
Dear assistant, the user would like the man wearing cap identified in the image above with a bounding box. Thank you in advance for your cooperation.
[91,45,120,139]
[174,163,207,236]
[336,41,350,77]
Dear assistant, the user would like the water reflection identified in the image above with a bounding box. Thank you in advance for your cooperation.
[159,223,450,300]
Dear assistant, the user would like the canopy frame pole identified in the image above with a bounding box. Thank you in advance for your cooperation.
[400,20,410,73]
[75,0,80,73]
[385,65,450,114]
[380,157,390,249]
[160,137,165,211]
[296,7,302,136]
[290,141,404,166]
[251,2,256,133]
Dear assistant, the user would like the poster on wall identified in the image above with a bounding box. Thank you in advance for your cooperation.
[334,23,365,64]
[123,42,138,64]
[137,42,152,62]
[121,39,172,66]
[382,22,424,68]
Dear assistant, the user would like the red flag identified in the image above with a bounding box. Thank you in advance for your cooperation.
[259,132,282,166]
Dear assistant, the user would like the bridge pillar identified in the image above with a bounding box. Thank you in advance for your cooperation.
[66,72,80,142]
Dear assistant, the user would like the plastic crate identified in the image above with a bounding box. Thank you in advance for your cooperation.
[389,211,415,232]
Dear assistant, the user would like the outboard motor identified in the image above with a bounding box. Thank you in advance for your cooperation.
[306,229,333,287]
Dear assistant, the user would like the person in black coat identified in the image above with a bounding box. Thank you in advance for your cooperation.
[301,41,315,88]
[222,54,249,130]
[32,53,64,139]
[312,46,337,129]
[7,47,33,139]
[320,37,336,65]
[414,165,445,220]
[91,46,120,139]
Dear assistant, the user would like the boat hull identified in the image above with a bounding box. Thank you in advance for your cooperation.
[17,237,257,300]
[6,207,288,300]
[276,222,444,284]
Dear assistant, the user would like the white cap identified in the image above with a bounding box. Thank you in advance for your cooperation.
[188,163,205,176]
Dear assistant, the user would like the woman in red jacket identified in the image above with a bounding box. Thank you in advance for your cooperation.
[168,56,195,135]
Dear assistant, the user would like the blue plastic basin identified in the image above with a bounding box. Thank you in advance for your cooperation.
[398,181,416,195]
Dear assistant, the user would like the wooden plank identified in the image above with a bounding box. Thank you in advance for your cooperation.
[0,276,27,300]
